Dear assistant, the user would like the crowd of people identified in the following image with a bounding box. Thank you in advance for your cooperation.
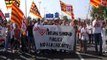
[76,17,107,56]
[0,16,107,56]
[0,19,70,53]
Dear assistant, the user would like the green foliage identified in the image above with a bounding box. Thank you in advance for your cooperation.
[103,7,107,20]
[63,16,69,21]
[91,5,106,20]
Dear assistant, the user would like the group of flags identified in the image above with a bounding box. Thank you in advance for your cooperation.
[90,0,107,8]
[5,0,27,33]
[4,0,42,32]
[0,0,75,29]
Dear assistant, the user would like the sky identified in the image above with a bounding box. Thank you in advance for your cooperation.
[0,0,90,19]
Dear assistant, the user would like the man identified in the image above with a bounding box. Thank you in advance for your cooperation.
[13,24,21,53]
[0,22,6,47]
[27,21,35,52]
[87,21,93,44]
[92,17,103,55]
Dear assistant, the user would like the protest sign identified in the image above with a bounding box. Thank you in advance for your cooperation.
[33,25,75,51]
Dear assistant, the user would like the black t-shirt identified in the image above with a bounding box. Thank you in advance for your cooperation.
[27,25,33,37]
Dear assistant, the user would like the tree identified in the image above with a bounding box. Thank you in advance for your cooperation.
[90,5,106,20]
[63,16,68,21]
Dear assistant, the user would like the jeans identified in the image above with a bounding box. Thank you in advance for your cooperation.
[94,33,102,55]
[5,32,10,50]
[81,40,87,52]
[88,34,93,44]
[28,36,34,44]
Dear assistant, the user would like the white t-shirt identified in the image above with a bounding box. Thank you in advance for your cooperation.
[78,26,82,39]
[81,27,88,40]
[87,24,92,34]
[10,29,14,39]
[92,20,102,34]
[0,26,6,39]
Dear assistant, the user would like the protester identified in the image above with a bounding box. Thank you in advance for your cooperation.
[87,21,93,44]
[101,20,107,52]
[4,23,9,51]
[12,24,21,53]
[21,32,28,52]
[10,23,15,52]
[92,16,103,55]
[80,22,88,53]
[0,22,6,50]
[78,22,82,51]
[27,21,35,52]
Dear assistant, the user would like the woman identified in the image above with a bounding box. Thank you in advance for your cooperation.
[80,22,88,53]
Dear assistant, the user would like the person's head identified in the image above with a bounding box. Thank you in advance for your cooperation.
[37,18,41,24]
[62,20,66,25]
[83,22,86,27]
[15,24,18,28]
[54,20,59,25]
[32,21,35,25]
[43,20,48,25]
[59,21,62,25]
[95,16,99,20]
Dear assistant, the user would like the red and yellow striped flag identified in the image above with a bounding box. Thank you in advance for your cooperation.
[101,0,107,6]
[5,0,20,8]
[0,10,6,20]
[60,0,75,19]
[30,1,42,19]
[90,0,101,8]
[11,3,24,28]
[60,0,72,16]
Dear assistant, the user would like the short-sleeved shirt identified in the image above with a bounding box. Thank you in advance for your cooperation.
[92,20,102,34]
[81,27,88,40]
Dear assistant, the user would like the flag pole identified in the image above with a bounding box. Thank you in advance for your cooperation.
[86,3,91,19]
[38,0,41,11]
[59,0,63,19]
[25,0,27,17]
[44,7,46,20]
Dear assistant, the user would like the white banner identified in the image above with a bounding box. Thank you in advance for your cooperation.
[33,25,75,51]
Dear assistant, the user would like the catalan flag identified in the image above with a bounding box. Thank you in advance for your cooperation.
[60,0,74,19]
[0,10,6,20]
[90,0,101,8]
[60,0,72,16]
[30,1,42,19]
[5,0,20,9]
[11,3,24,28]
[101,0,107,6]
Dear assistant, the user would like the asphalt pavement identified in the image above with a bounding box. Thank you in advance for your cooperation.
[0,44,107,60]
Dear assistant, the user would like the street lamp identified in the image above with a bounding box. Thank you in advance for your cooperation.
[38,0,41,11]
[44,7,46,18]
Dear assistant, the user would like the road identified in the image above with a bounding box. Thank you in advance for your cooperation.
[0,44,107,60]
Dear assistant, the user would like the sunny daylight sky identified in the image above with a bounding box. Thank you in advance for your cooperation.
[0,0,90,19]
